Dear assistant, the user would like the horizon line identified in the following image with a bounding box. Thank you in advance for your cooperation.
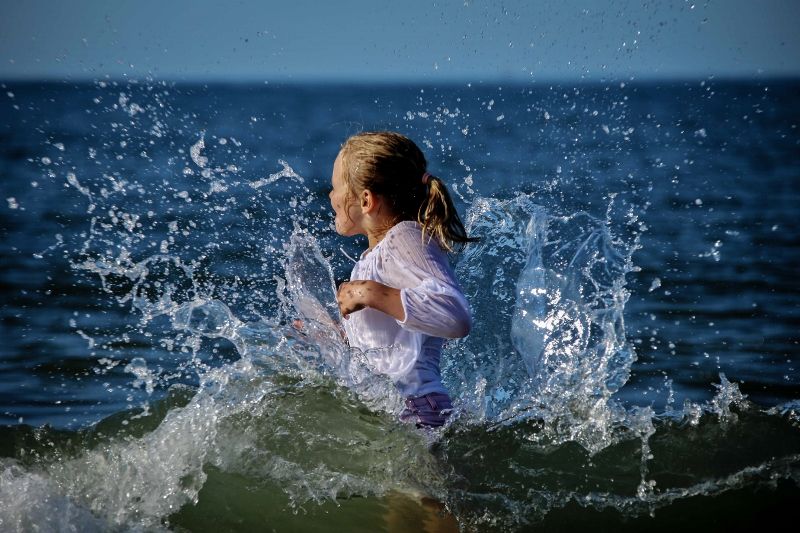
[2,72,799,87]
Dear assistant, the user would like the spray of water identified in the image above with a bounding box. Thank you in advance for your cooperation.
[2,81,798,532]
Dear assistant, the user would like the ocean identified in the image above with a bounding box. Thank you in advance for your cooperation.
[0,79,798,531]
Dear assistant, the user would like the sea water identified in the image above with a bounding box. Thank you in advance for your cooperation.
[0,80,798,531]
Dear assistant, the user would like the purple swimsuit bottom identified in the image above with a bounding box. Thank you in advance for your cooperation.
[400,392,453,428]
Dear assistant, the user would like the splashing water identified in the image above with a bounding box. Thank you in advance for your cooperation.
[443,193,644,452]
[1,227,437,530]
[2,80,799,532]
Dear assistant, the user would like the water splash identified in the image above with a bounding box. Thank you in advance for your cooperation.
[249,159,305,189]
[5,180,799,531]
[445,193,644,455]
[0,237,431,529]
[4,80,799,531]
[189,134,208,168]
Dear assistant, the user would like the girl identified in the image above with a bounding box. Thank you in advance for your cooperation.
[330,131,476,428]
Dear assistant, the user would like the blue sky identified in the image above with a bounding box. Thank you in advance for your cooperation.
[1,0,798,82]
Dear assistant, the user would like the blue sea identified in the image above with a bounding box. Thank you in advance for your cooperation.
[0,79,798,531]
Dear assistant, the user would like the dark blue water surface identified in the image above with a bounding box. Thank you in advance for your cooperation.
[0,80,798,531]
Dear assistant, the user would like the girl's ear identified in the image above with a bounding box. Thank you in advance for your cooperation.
[360,189,377,214]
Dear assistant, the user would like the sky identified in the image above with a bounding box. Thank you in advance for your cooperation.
[1,0,799,82]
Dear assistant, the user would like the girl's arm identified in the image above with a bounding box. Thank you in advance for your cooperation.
[337,224,472,339]
[337,280,404,321]
[336,277,471,339]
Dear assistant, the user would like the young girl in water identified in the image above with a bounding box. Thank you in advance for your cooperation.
[330,131,476,428]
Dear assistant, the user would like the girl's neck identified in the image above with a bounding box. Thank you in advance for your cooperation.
[361,198,401,251]
[365,218,403,250]
[366,225,390,250]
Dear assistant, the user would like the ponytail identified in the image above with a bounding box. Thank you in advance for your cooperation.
[418,174,479,252]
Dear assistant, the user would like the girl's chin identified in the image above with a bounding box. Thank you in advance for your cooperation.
[334,221,352,236]
[334,216,363,237]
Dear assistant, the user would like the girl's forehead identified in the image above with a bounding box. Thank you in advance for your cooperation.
[334,150,347,171]
[331,153,344,184]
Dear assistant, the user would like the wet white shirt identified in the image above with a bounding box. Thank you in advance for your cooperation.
[342,221,472,398]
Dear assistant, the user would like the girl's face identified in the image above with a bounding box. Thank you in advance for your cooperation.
[329,152,364,237]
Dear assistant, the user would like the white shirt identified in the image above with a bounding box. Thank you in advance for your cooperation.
[342,221,472,398]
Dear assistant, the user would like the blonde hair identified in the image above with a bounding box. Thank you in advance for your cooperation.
[339,131,477,252]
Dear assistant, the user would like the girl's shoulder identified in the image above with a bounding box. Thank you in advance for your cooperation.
[380,221,446,260]
[384,220,422,241]
[383,221,426,248]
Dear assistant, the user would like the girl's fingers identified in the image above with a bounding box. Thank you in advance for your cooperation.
[337,280,368,319]
[337,298,350,317]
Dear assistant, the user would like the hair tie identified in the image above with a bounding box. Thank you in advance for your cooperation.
[421,172,432,185]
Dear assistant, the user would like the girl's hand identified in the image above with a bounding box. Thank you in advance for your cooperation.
[336,280,405,322]
[336,280,373,319]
